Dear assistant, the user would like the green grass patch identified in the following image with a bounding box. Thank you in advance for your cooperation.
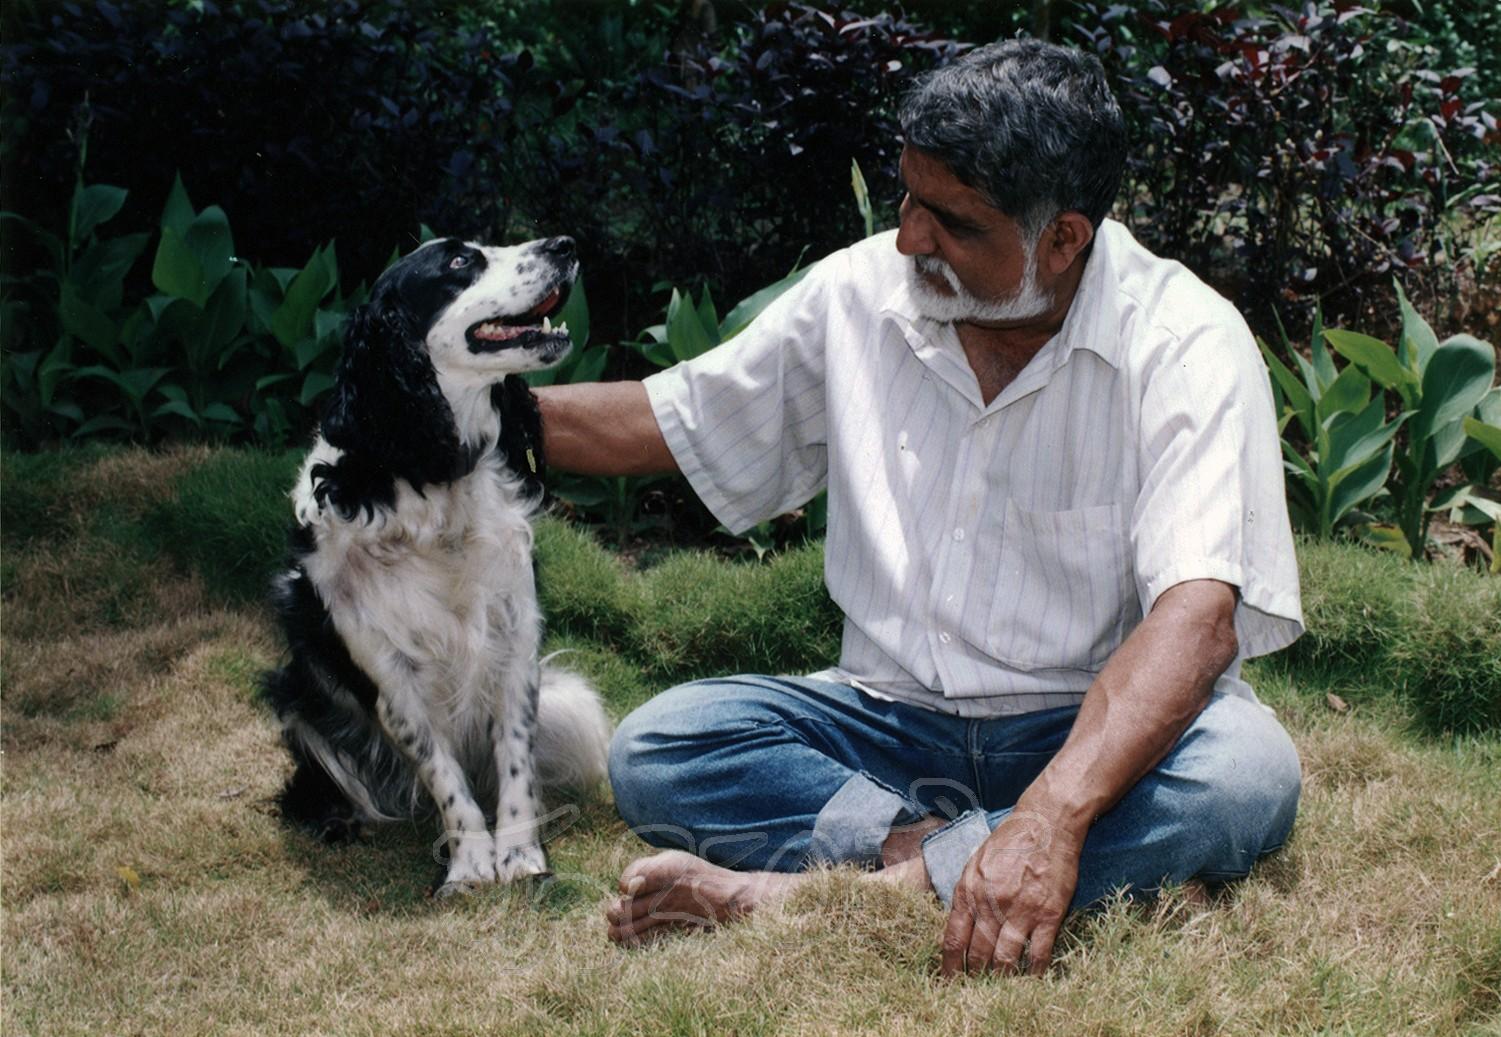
[146,448,304,604]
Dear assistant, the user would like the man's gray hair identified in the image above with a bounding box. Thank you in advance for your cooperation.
[899,38,1126,238]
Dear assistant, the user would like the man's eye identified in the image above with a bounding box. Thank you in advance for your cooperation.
[449,255,470,270]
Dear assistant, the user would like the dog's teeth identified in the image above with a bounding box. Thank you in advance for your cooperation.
[542,315,552,333]
[556,321,568,336]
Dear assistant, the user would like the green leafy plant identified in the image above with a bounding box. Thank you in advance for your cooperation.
[1259,307,1403,541]
[2,172,363,448]
[1323,285,1499,560]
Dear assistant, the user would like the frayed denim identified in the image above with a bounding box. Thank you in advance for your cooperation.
[608,676,1300,909]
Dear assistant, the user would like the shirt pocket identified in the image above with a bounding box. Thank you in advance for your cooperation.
[986,500,1133,671]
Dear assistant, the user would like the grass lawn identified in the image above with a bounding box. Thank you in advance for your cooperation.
[3,446,1499,1036]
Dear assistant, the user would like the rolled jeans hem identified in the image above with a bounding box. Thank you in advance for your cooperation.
[808,770,920,867]
[921,809,996,907]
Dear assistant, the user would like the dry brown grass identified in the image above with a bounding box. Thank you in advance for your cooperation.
[3,449,1499,1035]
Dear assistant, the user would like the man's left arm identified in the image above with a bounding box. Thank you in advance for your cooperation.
[940,577,1239,977]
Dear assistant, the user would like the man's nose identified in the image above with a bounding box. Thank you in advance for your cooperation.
[894,195,934,256]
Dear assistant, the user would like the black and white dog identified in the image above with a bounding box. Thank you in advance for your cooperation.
[261,236,611,897]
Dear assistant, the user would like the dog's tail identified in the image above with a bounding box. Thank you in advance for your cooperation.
[535,656,613,794]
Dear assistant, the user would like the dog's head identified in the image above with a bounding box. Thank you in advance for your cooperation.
[372,235,578,379]
[320,236,578,494]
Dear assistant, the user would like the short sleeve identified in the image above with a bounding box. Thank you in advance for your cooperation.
[1130,311,1304,658]
[643,260,835,535]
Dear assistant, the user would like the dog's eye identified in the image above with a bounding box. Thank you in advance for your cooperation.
[449,255,471,270]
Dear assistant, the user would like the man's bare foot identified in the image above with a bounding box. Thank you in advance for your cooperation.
[604,850,803,945]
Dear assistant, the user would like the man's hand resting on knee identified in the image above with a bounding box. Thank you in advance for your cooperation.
[942,809,1084,976]
[939,579,1239,977]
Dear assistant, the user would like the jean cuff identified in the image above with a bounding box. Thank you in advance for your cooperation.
[921,808,996,907]
[808,770,920,867]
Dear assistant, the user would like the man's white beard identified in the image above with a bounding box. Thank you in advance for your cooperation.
[907,240,1053,324]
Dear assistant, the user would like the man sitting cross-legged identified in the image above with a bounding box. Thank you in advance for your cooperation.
[534,38,1303,976]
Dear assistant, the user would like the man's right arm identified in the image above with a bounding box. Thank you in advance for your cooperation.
[534,382,679,477]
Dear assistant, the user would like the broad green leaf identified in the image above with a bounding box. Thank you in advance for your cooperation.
[1308,303,1333,388]
[1425,418,1470,473]
[71,364,169,405]
[666,288,716,363]
[1355,522,1412,557]
[1314,364,1370,425]
[1394,280,1439,373]
[71,414,134,438]
[183,206,235,291]
[1328,442,1395,525]
[1325,329,1418,406]
[1289,348,1318,395]
[151,399,203,426]
[200,402,241,425]
[152,225,208,306]
[59,282,119,356]
[158,383,189,403]
[299,371,336,406]
[313,308,347,344]
[73,232,151,311]
[194,266,248,359]
[1325,395,1401,473]
[720,264,816,342]
[695,286,720,347]
[1257,337,1314,436]
[254,372,299,392]
[1463,416,1501,461]
[38,343,74,406]
[160,173,195,236]
[557,276,590,349]
[272,245,338,348]
[571,344,608,384]
[1411,335,1495,448]
[638,338,676,368]
[70,183,128,248]
[294,336,333,371]
[851,158,875,239]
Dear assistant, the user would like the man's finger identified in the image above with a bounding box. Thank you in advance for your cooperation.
[1025,922,1059,976]
[940,895,977,977]
[990,920,1028,975]
[963,897,1006,976]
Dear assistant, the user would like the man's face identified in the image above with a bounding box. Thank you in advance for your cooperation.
[894,146,1053,324]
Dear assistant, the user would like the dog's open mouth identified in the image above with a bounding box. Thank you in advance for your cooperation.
[466,281,572,355]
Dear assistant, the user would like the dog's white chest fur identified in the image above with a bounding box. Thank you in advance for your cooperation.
[294,440,542,716]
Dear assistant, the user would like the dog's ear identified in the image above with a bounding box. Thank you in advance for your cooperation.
[321,302,464,490]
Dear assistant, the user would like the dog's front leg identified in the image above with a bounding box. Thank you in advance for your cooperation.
[374,679,497,897]
[492,660,548,882]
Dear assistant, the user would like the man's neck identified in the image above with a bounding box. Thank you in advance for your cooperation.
[955,254,1088,405]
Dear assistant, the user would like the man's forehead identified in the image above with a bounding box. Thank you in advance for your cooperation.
[900,146,1004,224]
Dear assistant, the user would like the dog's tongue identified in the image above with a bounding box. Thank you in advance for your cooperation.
[529,289,561,318]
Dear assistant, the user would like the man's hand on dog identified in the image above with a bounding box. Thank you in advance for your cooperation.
[940,810,1084,977]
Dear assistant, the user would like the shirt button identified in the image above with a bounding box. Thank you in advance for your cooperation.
[953,528,965,542]
[938,631,953,645]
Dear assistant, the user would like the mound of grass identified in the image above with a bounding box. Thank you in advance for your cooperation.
[4,446,1496,733]
[146,448,304,604]
[1282,538,1501,734]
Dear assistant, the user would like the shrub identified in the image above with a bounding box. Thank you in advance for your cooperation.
[0,0,542,282]
[1077,1,1499,335]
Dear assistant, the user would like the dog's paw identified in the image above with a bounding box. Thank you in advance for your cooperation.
[432,877,487,900]
[496,842,549,883]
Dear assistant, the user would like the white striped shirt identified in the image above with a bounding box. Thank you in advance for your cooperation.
[644,222,1303,717]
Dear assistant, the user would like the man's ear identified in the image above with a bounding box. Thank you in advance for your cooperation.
[1038,212,1096,276]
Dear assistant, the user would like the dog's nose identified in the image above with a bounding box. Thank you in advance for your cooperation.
[538,236,576,260]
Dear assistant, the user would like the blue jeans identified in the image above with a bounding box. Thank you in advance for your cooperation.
[608,676,1301,908]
